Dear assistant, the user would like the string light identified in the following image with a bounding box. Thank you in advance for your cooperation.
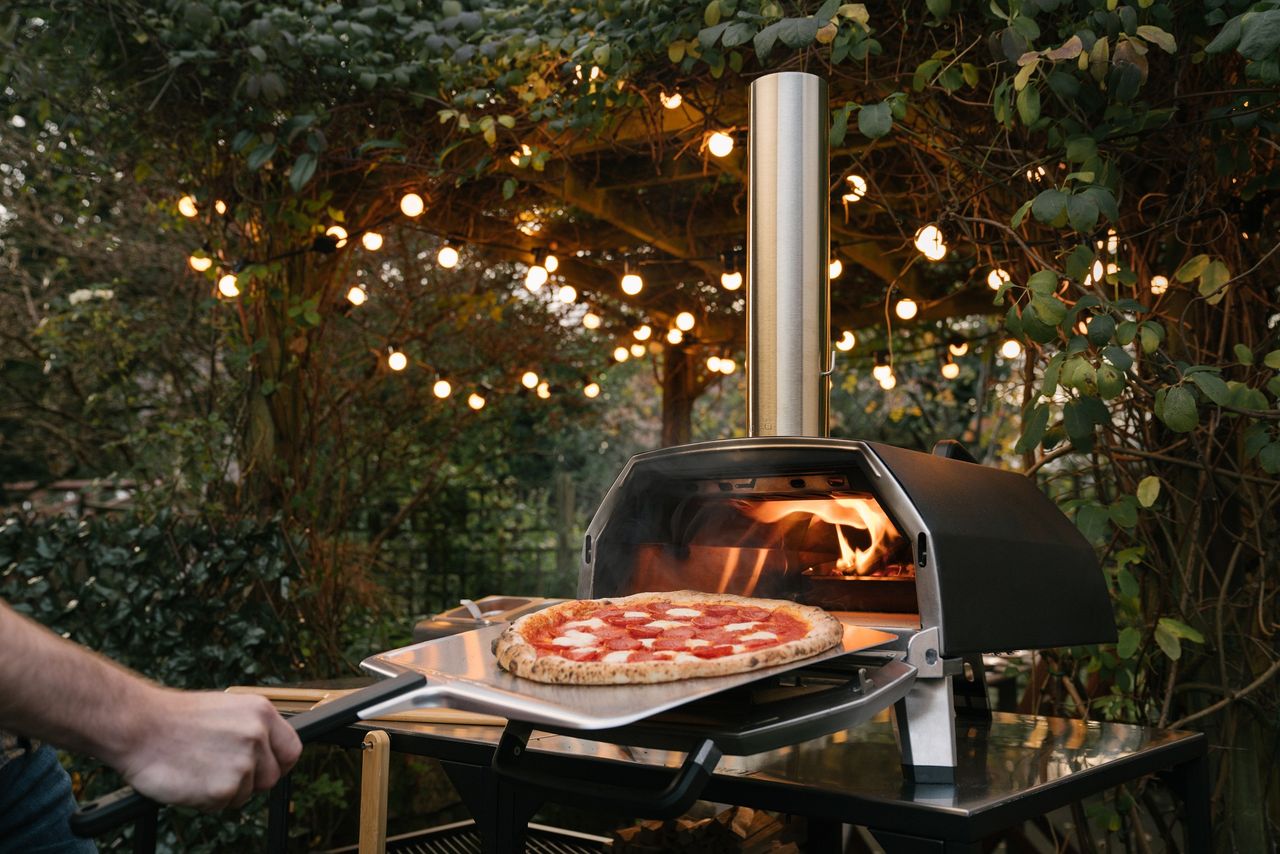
[894,298,919,320]
[583,381,601,398]
[843,175,867,203]
[613,346,630,362]
[433,379,452,399]
[575,64,602,82]
[879,372,897,390]
[1099,228,1119,254]
[361,231,384,251]
[1025,165,1048,182]
[509,143,532,166]
[987,268,1011,290]
[525,263,548,291]
[346,285,368,306]
[213,200,228,216]
[706,131,735,157]
[387,348,408,372]
[872,351,892,383]
[177,195,198,218]
[914,224,947,261]
[188,254,213,272]
[634,325,652,341]
[719,357,736,375]
[721,270,743,290]
[536,381,551,399]
[675,311,695,332]
[1150,275,1169,295]
[835,330,856,351]
[217,273,240,298]
[521,371,539,389]
[325,225,348,248]
[630,342,647,357]
[947,335,969,357]
[666,328,683,345]
[400,193,425,217]
[621,269,644,296]
[707,355,723,372]
[1000,338,1023,359]
[941,358,960,380]
[829,259,843,279]
[467,392,486,411]
[583,312,602,329]
[558,285,577,303]
[659,91,683,109]
[543,252,559,273]
[437,243,460,268]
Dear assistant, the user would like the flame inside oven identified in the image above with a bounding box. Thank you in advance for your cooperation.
[741,497,902,577]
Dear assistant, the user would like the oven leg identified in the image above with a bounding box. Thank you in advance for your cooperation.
[266,772,291,853]
[893,677,957,784]
[1161,747,1212,852]
[442,760,541,854]
[869,828,981,853]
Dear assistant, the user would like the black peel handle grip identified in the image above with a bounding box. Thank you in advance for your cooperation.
[70,671,427,838]
[492,722,723,818]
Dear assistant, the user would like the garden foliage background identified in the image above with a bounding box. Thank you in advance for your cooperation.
[2,0,1279,849]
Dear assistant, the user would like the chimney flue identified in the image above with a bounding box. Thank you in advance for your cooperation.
[746,72,830,438]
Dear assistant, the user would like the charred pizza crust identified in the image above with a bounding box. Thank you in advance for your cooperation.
[494,590,845,685]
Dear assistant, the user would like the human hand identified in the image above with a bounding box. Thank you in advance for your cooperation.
[112,688,303,811]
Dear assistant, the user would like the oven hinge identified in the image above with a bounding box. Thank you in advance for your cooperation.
[904,627,963,678]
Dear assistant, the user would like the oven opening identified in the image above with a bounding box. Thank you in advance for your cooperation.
[602,469,917,614]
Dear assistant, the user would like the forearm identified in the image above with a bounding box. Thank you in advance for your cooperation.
[0,600,158,767]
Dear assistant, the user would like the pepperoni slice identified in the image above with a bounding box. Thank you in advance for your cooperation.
[654,637,689,650]
[628,651,659,662]
[699,628,739,646]
[737,607,772,621]
[606,636,641,650]
[692,614,729,628]
[603,614,651,627]
[660,626,696,640]
[691,645,736,659]
[704,605,740,617]
[628,624,665,638]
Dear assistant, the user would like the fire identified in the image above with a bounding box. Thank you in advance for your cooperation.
[744,497,900,576]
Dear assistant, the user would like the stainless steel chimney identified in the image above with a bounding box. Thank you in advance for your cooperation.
[746,72,830,438]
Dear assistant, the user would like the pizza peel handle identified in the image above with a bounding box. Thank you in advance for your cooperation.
[492,721,723,818]
[69,671,426,840]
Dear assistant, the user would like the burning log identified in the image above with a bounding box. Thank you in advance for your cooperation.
[609,807,803,852]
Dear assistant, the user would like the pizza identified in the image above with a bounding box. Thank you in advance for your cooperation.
[493,591,844,685]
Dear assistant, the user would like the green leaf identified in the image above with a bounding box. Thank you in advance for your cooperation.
[1064,399,1098,444]
[1174,254,1210,283]
[288,152,317,192]
[1154,622,1181,660]
[247,142,277,171]
[1067,192,1100,232]
[1076,502,1110,541]
[1158,617,1204,644]
[1011,199,1034,228]
[776,16,822,49]
[926,0,951,17]
[1137,475,1160,507]
[1016,403,1050,453]
[1031,189,1068,226]
[1027,270,1057,295]
[1160,386,1198,432]
[1136,25,1176,53]
[1237,10,1280,60]
[1198,260,1230,302]
[1041,352,1065,397]
[1264,350,1280,369]
[1065,136,1096,162]
[1103,345,1133,372]
[1190,372,1231,405]
[1097,364,1125,399]
[1016,84,1041,125]
[857,102,893,139]
[1261,443,1280,474]
[502,178,517,200]
[1235,343,1255,366]
[1109,497,1138,529]
[668,40,686,62]
[1205,16,1243,55]
[1031,294,1067,325]
[704,0,721,26]
[1117,627,1140,659]
[1087,314,1115,346]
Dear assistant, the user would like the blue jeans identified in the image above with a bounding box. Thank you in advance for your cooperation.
[0,745,97,853]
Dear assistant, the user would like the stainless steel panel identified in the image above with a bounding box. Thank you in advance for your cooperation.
[359,622,897,730]
[747,71,829,438]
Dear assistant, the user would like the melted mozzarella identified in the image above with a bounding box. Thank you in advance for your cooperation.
[552,630,597,648]
[686,639,711,648]
[563,617,605,630]
[739,630,778,642]
[638,638,656,648]
[674,652,702,663]
[666,607,702,617]
[623,611,649,618]
[644,619,686,630]
[602,651,631,663]
[725,621,760,632]
[731,644,748,654]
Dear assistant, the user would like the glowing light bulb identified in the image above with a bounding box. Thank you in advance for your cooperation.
[872,364,892,383]
[400,193,425,217]
[213,200,228,215]
[719,358,736,375]
[843,175,867,202]
[558,285,577,303]
[948,339,969,357]
[467,392,486,411]
[544,253,559,273]
[659,91,682,109]
[509,144,532,166]
[633,325,652,341]
[361,231,383,251]
[675,311,695,332]
[188,254,213,272]
[346,285,368,306]
[721,270,743,290]
[613,347,629,362]
[829,259,843,279]
[583,312,602,330]
[707,355,723,372]
[326,225,348,248]
[387,350,408,372]
[666,328,683,345]
[621,272,643,295]
[835,330,856,352]
[525,264,548,291]
[941,360,960,380]
[177,195,198,218]
[437,244,459,268]
[1091,260,1105,282]
[1025,165,1047,182]
[631,343,647,357]
[583,381,601,398]
[217,274,240,298]
[1150,275,1169,295]
[914,225,947,261]
[536,381,551,399]
[521,371,539,389]
[895,298,919,320]
[574,64,602,82]
[987,268,1011,290]
[1000,338,1023,359]
[1075,319,1090,336]
[433,379,452,399]
[707,131,734,158]
[1106,229,1119,254]
[879,373,897,390]
[1106,262,1118,275]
